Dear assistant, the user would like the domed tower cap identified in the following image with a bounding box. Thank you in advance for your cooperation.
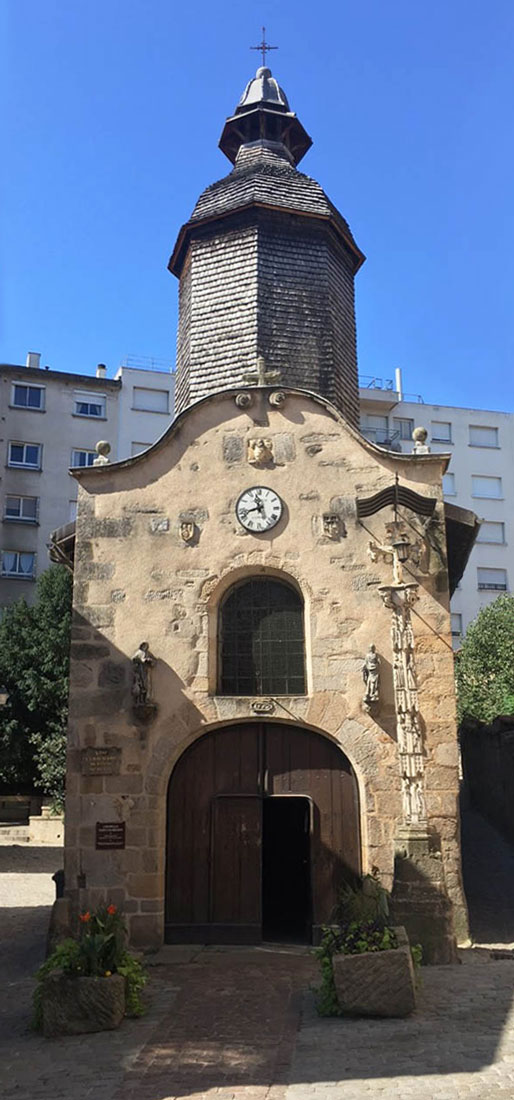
[237,66,290,112]
[219,66,312,167]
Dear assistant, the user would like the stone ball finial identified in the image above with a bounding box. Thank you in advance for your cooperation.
[412,426,428,443]
[93,440,111,466]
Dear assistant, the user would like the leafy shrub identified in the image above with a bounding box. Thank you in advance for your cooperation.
[333,868,390,928]
[456,595,514,723]
[0,566,71,798]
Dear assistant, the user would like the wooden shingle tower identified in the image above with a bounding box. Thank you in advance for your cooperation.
[169,67,365,426]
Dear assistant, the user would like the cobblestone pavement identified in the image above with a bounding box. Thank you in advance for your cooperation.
[1,808,514,1100]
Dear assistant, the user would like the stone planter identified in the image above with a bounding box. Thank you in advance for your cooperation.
[41,972,125,1037]
[332,926,416,1018]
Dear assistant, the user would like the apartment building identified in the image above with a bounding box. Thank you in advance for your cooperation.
[360,370,514,646]
[114,358,175,458]
[0,354,174,610]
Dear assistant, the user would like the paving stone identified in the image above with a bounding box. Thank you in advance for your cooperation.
[1,809,514,1099]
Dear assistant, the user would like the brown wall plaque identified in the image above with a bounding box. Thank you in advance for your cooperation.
[95,821,126,850]
[81,747,121,776]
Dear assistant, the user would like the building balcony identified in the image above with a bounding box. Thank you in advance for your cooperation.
[360,426,402,451]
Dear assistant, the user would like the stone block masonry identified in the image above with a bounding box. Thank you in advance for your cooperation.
[64,388,467,953]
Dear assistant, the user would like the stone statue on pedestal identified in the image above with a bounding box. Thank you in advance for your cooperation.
[132,642,154,706]
[362,644,380,706]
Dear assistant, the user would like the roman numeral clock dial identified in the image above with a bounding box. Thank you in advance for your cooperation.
[235,486,283,533]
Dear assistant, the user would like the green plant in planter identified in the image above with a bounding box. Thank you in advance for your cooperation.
[314,869,400,1017]
[33,903,147,1030]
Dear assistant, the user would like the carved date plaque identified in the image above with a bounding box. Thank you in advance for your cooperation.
[95,821,126,850]
[81,747,121,776]
[251,700,275,714]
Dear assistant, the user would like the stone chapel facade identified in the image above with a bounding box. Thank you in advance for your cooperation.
[61,67,477,961]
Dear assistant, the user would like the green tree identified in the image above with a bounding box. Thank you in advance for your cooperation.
[0,566,72,802]
[456,594,514,723]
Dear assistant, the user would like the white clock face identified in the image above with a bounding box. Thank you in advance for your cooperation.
[236,486,283,532]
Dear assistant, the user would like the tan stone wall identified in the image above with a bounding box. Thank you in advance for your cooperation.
[64,389,465,947]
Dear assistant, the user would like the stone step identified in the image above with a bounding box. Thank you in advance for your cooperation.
[0,824,30,843]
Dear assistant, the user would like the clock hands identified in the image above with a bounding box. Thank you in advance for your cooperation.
[240,494,264,520]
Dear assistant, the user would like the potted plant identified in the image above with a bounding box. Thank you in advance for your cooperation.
[315,870,419,1018]
[33,903,147,1037]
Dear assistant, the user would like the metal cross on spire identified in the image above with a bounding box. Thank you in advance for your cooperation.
[250,26,278,68]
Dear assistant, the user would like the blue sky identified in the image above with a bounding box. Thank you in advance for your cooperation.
[3,0,514,410]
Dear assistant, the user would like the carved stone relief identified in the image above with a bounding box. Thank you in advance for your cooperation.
[269,391,286,408]
[379,584,427,827]
[235,392,254,409]
[247,438,273,466]
[251,700,275,714]
[180,520,196,543]
[323,513,342,539]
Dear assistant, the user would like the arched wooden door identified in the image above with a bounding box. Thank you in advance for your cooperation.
[165,723,361,944]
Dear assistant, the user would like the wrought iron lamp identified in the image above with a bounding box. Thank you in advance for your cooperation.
[391,532,410,564]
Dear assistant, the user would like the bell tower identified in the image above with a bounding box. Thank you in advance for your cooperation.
[169,66,365,426]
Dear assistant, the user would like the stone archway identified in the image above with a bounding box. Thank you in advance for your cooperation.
[165,721,361,944]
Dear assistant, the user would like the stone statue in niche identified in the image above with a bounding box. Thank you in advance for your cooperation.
[362,644,380,707]
[402,775,426,825]
[180,520,196,543]
[132,642,154,705]
[247,438,273,466]
[323,513,341,539]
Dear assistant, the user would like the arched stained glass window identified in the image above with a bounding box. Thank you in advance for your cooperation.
[219,578,306,695]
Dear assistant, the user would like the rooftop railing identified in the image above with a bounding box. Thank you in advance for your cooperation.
[359,375,424,403]
[119,355,176,374]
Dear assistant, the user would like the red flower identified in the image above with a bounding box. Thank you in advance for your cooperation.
[79,911,91,923]
[107,904,117,916]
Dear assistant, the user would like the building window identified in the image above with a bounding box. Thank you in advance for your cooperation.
[219,578,306,695]
[7,442,42,469]
[11,383,45,410]
[73,391,106,418]
[472,475,502,499]
[131,441,151,456]
[392,417,414,441]
[442,472,456,496]
[469,425,499,448]
[132,387,169,413]
[4,496,39,523]
[451,613,463,650]
[1,550,36,578]
[477,521,505,544]
[431,421,452,443]
[477,567,507,592]
[69,500,78,521]
[71,449,96,467]
[361,414,390,445]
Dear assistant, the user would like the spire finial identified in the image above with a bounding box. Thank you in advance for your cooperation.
[250,26,278,68]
